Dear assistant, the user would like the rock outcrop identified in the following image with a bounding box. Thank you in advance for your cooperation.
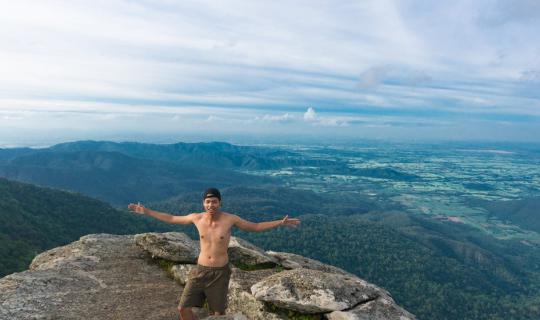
[251,268,382,313]
[266,251,357,277]
[134,232,200,262]
[0,233,416,320]
[228,237,279,268]
[0,234,181,319]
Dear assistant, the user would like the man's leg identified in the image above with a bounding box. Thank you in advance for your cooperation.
[178,306,194,320]
[205,265,232,316]
[179,266,205,320]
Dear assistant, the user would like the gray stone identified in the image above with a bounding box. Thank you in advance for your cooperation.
[0,234,182,320]
[134,232,199,262]
[204,312,249,319]
[226,268,286,319]
[266,251,353,276]
[230,266,279,292]
[192,307,211,319]
[325,296,416,320]
[251,268,383,314]
[171,264,196,285]
[1,232,415,320]
[228,237,278,268]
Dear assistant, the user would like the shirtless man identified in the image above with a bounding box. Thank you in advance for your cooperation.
[128,187,301,320]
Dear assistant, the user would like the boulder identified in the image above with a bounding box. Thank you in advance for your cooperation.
[227,268,286,319]
[251,268,383,313]
[0,234,182,320]
[30,236,102,271]
[134,232,199,262]
[266,251,353,276]
[325,296,416,320]
[228,237,278,268]
[1,232,416,320]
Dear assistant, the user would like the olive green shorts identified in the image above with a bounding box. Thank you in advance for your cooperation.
[178,263,232,313]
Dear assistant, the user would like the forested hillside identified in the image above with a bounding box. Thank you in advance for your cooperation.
[3,178,540,319]
[150,186,540,320]
[0,149,269,205]
[237,214,540,320]
[2,140,540,320]
[0,178,175,277]
[475,197,540,233]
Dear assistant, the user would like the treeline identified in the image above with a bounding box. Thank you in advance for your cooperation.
[0,178,176,277]
[233,214,540,320]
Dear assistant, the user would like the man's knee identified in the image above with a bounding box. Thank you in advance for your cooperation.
[178,306,194,320]
[178,306,192,314]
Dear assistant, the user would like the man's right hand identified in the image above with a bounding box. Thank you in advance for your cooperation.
[128,202,146,215]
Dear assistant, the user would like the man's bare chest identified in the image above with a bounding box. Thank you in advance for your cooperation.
[195,217,232,244]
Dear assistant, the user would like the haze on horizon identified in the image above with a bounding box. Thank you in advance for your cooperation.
[1,0,540,147]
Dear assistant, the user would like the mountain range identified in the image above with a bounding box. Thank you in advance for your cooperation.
[1,140,540,319]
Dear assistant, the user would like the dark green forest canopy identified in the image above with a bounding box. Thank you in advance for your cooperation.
[2,177,540,319]
[235,214,540,320]
[0,178,177,277]
[472,197,540,233]
[145,188,540,320]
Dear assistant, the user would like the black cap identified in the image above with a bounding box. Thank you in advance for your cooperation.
[203,188,221,201]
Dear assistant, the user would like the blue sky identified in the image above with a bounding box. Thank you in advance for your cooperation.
[1,0,539,146]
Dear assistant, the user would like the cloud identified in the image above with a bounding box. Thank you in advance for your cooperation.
[317,117,349,127]
[520,70,540,83]
[257,113,296,123]
[1,0,539,142]
[358,66,390,89]
[477,0,540,26]
[303,107,318,121]
[302,107,349,127]
[357,65,432,90]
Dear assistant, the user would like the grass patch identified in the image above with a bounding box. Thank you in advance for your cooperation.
[265,302,324,319]
[155,258,177,279]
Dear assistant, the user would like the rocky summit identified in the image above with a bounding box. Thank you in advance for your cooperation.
[0,232,416,320]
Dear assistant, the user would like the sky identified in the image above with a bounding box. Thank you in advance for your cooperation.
[1,0,540,146]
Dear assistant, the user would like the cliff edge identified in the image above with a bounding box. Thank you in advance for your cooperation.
[0,232,416,320]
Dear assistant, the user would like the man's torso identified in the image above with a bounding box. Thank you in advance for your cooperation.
[192,212,235,267]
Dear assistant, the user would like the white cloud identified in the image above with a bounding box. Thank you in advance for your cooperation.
[303,107,318,121]
[358,67,390,89]
[0,0,539,142]
[301,107,350,127]
[317,117,349,127]
[257,113,296,123]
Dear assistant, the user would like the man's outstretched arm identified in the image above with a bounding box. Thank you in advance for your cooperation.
[127,203,194,225]
[234,214,300,232]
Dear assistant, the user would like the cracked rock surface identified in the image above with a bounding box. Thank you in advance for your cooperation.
[1,232,415,320]
[325,296,416,320]
[0,234,182,320]
[266,251,354,276]
[228,236,279,267]
[250,268,384,313]
[134,232,199,262]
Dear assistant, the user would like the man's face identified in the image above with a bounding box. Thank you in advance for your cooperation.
[203,197,221,214]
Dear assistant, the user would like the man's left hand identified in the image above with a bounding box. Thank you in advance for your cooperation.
[281,215,301,227]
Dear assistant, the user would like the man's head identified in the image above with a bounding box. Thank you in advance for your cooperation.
[203,187,221,214]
